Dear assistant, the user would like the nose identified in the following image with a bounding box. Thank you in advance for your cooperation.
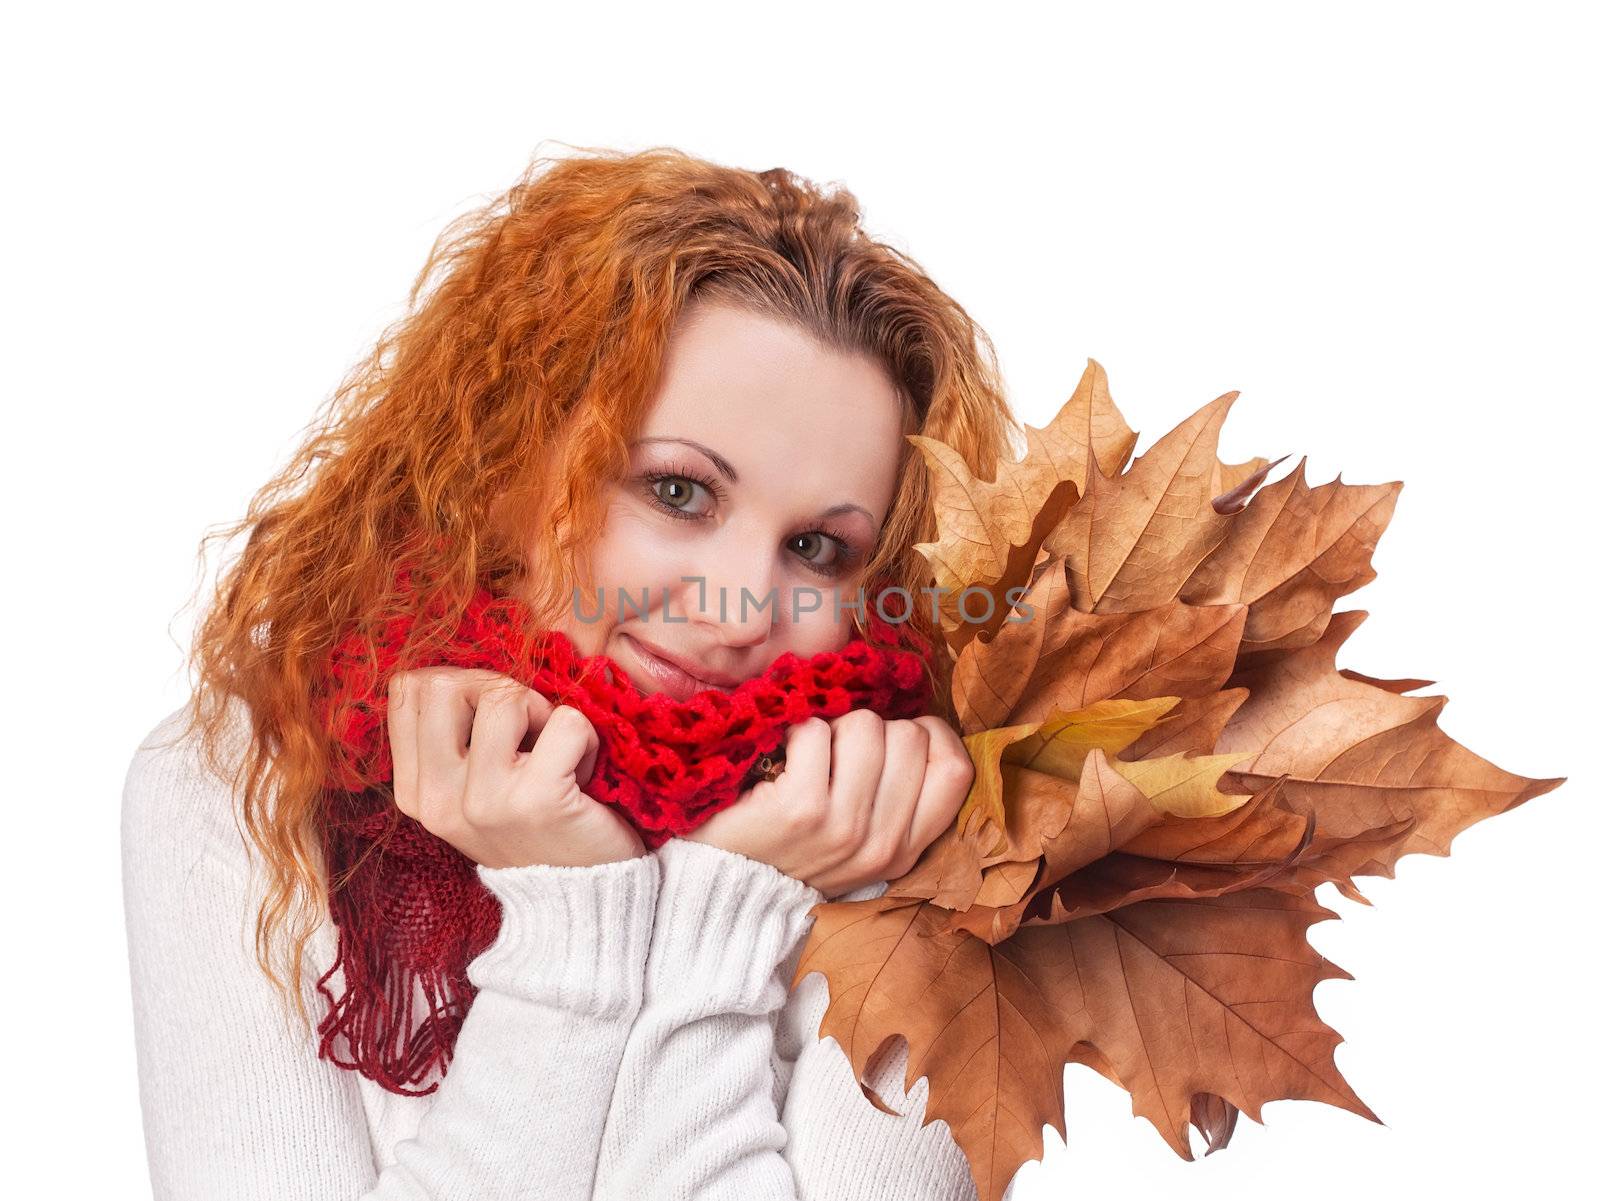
[679,538,779,649]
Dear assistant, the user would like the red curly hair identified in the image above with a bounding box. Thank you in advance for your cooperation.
[176,143,1022,1033]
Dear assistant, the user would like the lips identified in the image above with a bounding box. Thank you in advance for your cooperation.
[621,633,742,700]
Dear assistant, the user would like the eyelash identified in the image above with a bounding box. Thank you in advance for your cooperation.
[638,463,863,579]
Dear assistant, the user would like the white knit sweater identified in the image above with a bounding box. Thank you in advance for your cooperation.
[121,700,1003,1200]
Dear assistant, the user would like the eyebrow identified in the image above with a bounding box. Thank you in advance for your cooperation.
[633,435,879,527]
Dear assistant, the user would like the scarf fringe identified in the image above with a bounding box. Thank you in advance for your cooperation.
[314,923,469,1097]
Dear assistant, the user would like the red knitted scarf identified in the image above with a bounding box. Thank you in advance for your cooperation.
[310,567,935,1095]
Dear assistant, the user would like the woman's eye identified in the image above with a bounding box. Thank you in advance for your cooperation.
[791,531,861,579]
[649,474,713,517]
[789,531,839,568]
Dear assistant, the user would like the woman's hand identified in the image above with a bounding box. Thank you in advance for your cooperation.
[682,710,975,899]
[386,666,646,869]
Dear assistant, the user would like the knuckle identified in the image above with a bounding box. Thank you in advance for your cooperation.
[415,669,456,701]
[792,715,829,741]
[391,785,417,817]
[430,814,469,846]
[834,807,871,855]
[888,718,931,750]
[413,783,451,817]
[827,824,862,858]
[948,751,977,789]
[886,841,923,879]
[547,704,591,738]
[478,675,526,705]
[834,708,884,733]
[863,832,901,874]
[800,793,832,832]
[928,734,974,785]
[457,784,496,827]
[932,763,974,803]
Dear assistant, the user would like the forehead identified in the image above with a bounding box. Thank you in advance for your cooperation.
[639,300,905,515]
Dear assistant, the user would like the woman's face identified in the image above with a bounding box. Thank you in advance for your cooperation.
[528,297,904,700]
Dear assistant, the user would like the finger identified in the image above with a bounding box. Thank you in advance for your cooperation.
[778,716,833,821]
[903,717,976,854]
[571,704,599,786]
[415,671,473,826]
[515,704,594,801]
[467,676,536,770]
[520,684,557,748]
[865,719,931,874]
[387,672,420,818]
[530,694,599,786]
[826,709,885,845]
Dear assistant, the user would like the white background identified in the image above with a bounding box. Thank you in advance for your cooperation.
[6,2,1594,1196]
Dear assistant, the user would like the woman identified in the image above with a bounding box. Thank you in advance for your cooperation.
[122,146,1020,1199]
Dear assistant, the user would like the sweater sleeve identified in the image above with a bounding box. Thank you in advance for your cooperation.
[591,837,985,1201]
[120,703,658,1201]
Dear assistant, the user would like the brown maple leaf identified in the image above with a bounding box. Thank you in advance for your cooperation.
[788,362,1566,1201]
[909,358,1133,655]
[792,886,1377,1195]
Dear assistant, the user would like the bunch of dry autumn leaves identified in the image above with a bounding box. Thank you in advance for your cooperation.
[789,360,1565,1201]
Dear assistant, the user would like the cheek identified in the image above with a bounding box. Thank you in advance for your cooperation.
[540,504,674,655]
[577,501,714,644]
[587,506,688,597]
[784,605,859,657]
